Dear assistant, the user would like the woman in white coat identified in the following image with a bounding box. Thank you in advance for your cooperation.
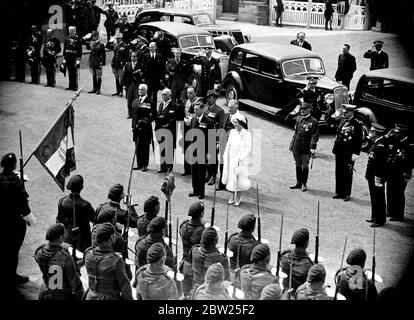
[221,113,252,206]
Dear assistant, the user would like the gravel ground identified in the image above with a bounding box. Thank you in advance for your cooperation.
[1,24,413,300]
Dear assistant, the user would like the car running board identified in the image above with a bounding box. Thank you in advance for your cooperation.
[239,99,281,115]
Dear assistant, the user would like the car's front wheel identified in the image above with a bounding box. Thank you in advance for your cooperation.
[225,81,239,103]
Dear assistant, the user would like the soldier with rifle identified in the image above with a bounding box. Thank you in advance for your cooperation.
[335,248,378,300]
[227,214,260,282]
[179,201,206,298]
[92,207,126,253]
[275,214,284,280]
[190,227,231,291]
[136,195,160,237]
[280,228,314,294]
[135,242,179,300]
[34,223,84,300]
[294,264,331,300]
[239,244,279,300]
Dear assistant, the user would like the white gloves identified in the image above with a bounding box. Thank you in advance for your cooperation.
[351,154,359,162]
[374,176,384,188]
[23,213,36,226]
[310,149,316,157]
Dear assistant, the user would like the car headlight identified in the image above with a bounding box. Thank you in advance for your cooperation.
[324,93,334,105]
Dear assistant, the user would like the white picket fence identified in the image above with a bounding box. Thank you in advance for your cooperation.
[269,0,366,30]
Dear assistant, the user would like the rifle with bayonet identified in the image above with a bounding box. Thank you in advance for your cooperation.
[71,192,80,273]
[372,227,376,282]
[314,200,320,263]
[256,184,261,242]
[168,199,172,249]
[334,236,348,300]
[276,213,284,277]
[224,201,229,255]
[211,177,217,226]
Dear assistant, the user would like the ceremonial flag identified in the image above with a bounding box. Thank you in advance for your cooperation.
[33,104,76,191]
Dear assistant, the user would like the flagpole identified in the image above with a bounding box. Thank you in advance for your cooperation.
[22,87,83,169]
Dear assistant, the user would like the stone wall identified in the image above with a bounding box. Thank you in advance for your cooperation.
[239,0,267,24]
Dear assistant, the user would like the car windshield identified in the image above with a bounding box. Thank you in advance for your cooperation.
[179,34,215,49]
[193,14,212,26]
[282,58,325,77]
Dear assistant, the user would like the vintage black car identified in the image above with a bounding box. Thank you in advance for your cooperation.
[134,8,250,44]
[221,42,349,125]
[136,21,229,93]
[351,67,414,148]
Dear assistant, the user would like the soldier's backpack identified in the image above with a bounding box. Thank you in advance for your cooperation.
[190,282,231,300]
[136,265,175,300]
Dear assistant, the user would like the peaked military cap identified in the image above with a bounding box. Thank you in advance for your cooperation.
[306,75,319,83]
[371,122,386,133]
[237,214,256,230]
[374,40,384,45]
[46,223,65,241]
[206,89,219,98]
[342,104,356,112]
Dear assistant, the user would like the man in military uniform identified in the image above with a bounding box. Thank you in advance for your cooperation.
[332,104,363,201]
[132,83,156,171]
[27,25,42,84]
[335,248,378,300]
[129,36,149,61]
[135,242,179,300]
[92,207,126,253]
[295,75,328,121]
[94,184,138,229]
[165,48,191,103]
[197,48,221,97]
[87,30,105,94]
[102,2,119,42]
[56,175,95,253]
[84,223,133,300]
[280,228,314,294]
[114,13,133,44]
[136,195,160,237]
[1,153,36,288]
[386,124,413,222]
[294,264,331,300]
[135,216,175,269]
[204,89,225,186]
[190,226,231,290]
[179,201,206,297]
[34,223,84,300]
[142,42,164,106]
[191,262,231,300]
[42,29,61,87]
[289,102,319,192]
[182,86,198,176]
[365,123,389,227]
[155,88,180,173]
[63,26,82,91]
[188,100,214,199]
[260,283,283,300]
[111,32,129,97]
[227,214,260,280]
[153,30,172,66]
[239,244,279,300]
[363,40,389,71]
[124,51,143,119]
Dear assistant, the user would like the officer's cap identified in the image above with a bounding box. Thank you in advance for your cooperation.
[147,242,165,263]
[96,206,116,224]
[291,228,309,245]
[45,223,65,241]
[172,47,181,53]
[148,216,166,233]
[307,263,326,283]
[342,104,356,112]
[206,89,219,98]
[394,123,410,133]
[1,152,17,169]
[205,262,224,284]
[260,283,282,300]
[188,201,205,217]
[300,102,312,110]
[66,174,84,192]
[251,243,270,262]
[371,122,386,134]
[115,32,123,39]
[107,184,124,202]
[136,35,147,43]
[237,214,256,231]
[144,195,159,213]
[96,222,115,243]
[374,40,384,45]
[306,75,319,83]
[201,226,218,248]
[346,248,367,267]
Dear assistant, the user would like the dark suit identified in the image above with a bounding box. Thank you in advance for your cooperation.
[28,31,42,84]
[132,96,156,167]
[363,49,389,70]
[332,116,363,197]
[155,99,180,172]
[123,61,142,118]
[365,136,389,225]
[189,114,214,197]
[165,57,191,103]
[142,52,164,105]
[335,53,357,89]
[290,39,312,51]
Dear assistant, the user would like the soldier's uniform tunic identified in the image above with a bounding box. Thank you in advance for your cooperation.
[192,283,231,300]
[336,266,378,301]
[34,243,84,300]
[136,212,157,237]
[227,231,260,271]
[136,264,179,300]
[294,282,331,300]
[332,116,363,197]
[135,234,175,269]
[239,264,278,300]
[111,41,129,95]
[84,243,133,300]
[365,136,389,225]
[165,56,191,102]
[94,201,138,229]
[42,35,61,86]
[63,34,82,90]
[190,244,231,288]
[91,223,125,253]
[88,39,106,93]
[56,193,95,252]
[280,248,314,292]
[363,49,389,70]
[197,56,221,96]
[179,219,205,296]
